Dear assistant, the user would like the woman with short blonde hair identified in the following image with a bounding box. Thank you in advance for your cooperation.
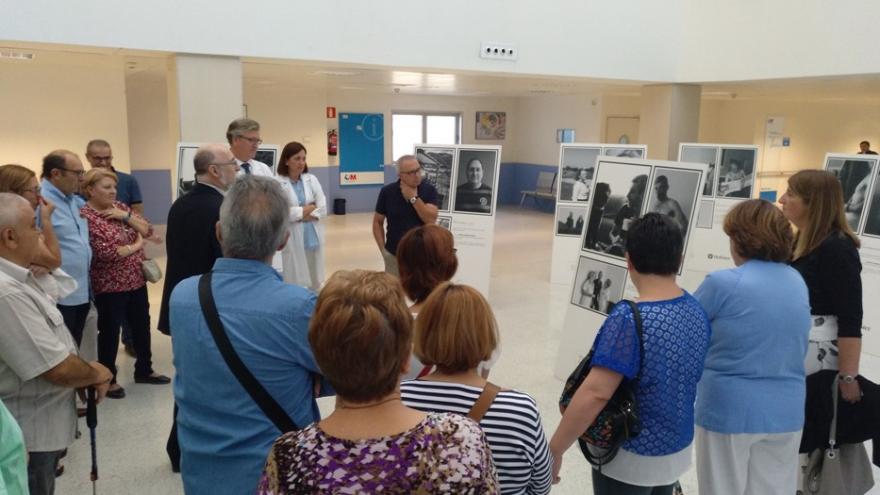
[0,164,61,271]
[402,282,553,494]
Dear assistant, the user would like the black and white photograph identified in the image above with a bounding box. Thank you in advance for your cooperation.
[680,146,719,196]
[826,157,877,232]
[717,148,756,198]
[646,167,700,238]
[453,149,498,215]
[254,149,277,173]
[556,205,587,237]
[582,161,652,259]
[696,199,715,229]
[416,147,455,211]
[436,215,452,231]
[863,168,880,237]
[558,147,600,202]
[603,147,645,158]
[570,256,628,315]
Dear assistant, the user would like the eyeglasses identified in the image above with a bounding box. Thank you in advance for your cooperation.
[21,186,41,195]
[400,168,422,176]
[61,168,85,177]
[238,136,263,145]
[90,155,112,162]
[212,160,238,167]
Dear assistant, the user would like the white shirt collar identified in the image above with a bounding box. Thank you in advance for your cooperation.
[0,256,31,283]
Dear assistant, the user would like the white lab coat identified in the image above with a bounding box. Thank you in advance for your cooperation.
[277,173,326,291]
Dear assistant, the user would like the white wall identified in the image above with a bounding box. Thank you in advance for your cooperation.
[8,2,880,83]
[678,0,880,81]
[4,1,679,81]
[0,49,131,173]
[125,70,174,172]
[514,94,603,165]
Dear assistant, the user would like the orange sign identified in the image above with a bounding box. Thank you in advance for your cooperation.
[326,107,336,119]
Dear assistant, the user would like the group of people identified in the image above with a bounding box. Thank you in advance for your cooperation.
[578,270,614,313]
[0,115,872,495]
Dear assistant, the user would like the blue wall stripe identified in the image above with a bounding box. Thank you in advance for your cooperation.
[131,163,557,223]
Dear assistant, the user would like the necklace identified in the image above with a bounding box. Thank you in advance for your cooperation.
[338,395,401,410]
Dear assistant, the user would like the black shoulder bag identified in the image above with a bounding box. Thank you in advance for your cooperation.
[198,272,299,433]
[558,300,645,467]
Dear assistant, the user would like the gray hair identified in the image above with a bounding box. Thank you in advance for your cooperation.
[86,139,111,154]
[226,118,260,144]
[0,192,28,230]
[218,176,288,260]
[395,155,418,169]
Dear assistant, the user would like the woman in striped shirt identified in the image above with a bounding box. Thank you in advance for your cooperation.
[401,283,552,494]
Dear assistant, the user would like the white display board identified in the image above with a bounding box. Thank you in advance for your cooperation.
[550,144,648,286]
[823,153,880,363]
[175,142,280,199]
[554,156,707,378]
[676,143,760,289]
[415,144,502,297]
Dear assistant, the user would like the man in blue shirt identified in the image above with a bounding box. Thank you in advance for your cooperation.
[40,150,91,346]
[372,155,439,275]
[85,139,144,355]
[170,176,328,495]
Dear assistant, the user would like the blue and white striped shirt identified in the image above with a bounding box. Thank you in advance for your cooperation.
[401,379,552,495]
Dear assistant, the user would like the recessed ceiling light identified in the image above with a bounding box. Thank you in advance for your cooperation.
[0,50,34,61]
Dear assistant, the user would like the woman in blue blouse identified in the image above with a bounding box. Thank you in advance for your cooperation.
[693,199,811,494]
[550,213,711,494]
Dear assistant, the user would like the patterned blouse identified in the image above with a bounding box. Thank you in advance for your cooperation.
[80,201,152,295]
[257,412,499,494]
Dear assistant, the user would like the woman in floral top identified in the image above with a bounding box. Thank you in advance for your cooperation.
[258,270,498,494]
[81,168,169,399]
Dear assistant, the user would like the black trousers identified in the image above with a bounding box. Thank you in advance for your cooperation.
[28,449,65,495]
[591,469,676,495]
[94,286,153,382]
[166,403,180,470]
[57,302,90,347]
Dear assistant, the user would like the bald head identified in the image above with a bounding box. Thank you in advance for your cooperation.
[194,144,238,191]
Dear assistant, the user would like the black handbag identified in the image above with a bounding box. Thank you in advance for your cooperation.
[198,272,299,433]
[559,299,644,466]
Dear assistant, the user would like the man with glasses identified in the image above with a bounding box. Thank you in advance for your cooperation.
[159,144,238,472]
[85,139,143,215]
[373,155,439,275]
[227,118,273,177]
[40,150,91,346]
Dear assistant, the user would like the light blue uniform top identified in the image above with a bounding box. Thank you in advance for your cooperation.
[170,258,327,495]
[40,179,91,305]
[694,259,811,434]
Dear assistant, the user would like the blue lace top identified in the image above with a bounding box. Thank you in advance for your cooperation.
[589,292,711,456]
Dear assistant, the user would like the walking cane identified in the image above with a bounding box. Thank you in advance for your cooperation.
[86,387,98,495]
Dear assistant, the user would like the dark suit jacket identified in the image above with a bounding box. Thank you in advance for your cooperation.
[158,183,224,334]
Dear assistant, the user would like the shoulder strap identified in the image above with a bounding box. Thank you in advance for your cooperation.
[623,300,646,382]
[198,272,299,433]
[467,382,502,422]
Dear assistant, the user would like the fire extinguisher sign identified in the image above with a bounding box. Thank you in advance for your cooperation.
[338,112,385,186]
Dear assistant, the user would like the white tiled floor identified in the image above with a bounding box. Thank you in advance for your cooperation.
[57,207,878,494]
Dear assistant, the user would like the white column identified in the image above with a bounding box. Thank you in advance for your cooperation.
[638,84,701,160]
[174,54,243,142]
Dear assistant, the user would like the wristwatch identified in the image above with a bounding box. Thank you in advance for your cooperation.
[409,195,419,205]
[840,374,856,384]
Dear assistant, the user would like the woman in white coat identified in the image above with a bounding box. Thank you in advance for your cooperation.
[277,142,326,291]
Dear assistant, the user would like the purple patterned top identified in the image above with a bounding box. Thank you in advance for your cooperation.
[258,412,498,494]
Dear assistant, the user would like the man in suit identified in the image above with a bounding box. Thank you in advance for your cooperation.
[158,143,239,472]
